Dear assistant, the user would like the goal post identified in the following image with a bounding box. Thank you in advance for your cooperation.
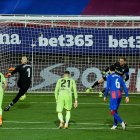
[0,15,140,94]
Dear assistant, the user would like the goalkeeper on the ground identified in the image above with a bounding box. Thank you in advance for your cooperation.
[55,71,78,129]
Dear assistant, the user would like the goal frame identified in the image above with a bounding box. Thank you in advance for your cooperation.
[0,15,140,94]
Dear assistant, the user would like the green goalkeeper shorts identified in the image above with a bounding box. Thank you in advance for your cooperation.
[56,95,72,112]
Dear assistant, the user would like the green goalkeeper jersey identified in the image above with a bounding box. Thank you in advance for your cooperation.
[55,76,78,101]
[0,73,6,90]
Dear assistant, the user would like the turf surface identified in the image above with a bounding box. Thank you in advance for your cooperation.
[0,94,140,140]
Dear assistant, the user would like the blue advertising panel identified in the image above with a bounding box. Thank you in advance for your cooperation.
[0,27,140,55]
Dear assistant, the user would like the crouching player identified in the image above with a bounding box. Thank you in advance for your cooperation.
[104,65,129,130]
[55,71,78,129]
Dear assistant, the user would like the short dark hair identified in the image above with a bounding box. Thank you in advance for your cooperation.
[109,65,115,71]
[64,71,70,75]
[120,57,126,61]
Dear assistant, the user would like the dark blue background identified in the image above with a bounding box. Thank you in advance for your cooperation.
[0,0,140,15]
[0,0,89,15]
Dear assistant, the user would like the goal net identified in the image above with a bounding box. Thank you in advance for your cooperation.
[0,15,140,93]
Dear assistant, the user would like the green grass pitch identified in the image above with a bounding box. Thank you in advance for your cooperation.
[0,93,140,140]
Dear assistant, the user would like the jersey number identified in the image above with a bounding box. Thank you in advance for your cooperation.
[27,68,31,78]
[61,79,70,88]
[115,79,120,88]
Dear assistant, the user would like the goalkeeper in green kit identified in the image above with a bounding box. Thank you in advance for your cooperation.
[55,71,78,129]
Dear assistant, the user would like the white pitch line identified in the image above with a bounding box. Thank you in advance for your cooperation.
[4,121,51,124]
[4,121,140,127]
[3,101,140,106]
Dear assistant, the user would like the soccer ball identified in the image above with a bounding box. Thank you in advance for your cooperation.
[19,94,26,101]
[85,87,92,93]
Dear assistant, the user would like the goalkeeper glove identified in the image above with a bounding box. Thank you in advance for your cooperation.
[101,71,106,76]
[8,67,15,72]
[5,73,11,78]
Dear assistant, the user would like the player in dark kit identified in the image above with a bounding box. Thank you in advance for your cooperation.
[4,56,32,111]
[86,57,129,97]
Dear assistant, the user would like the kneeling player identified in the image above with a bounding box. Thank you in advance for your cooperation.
[55,71,78,129]
[104,65,129,130]
[4,56,32,111]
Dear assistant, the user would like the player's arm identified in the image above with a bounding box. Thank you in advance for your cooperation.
[2,74,8,92]
[54,80,60,102]
[10,65,20,75]
[104,76,111,102]
[120,77,129,103]
[5,65,20,78]
[3,80,8,92]
[104,62,116,73]
[72,80,78,108]
[124,67,129,82]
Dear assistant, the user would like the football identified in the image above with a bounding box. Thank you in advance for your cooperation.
[19,94,26,101]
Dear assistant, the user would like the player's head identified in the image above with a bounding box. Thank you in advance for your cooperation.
[119,57,126,66]
[109,65,115,72]
[21,56,28,64]
[63,71,70,77]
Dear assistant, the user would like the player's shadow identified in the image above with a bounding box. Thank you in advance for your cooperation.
[104,119,113,128]
[16,102,31,109]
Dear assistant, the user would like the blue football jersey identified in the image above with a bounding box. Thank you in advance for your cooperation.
[104,72,128,98]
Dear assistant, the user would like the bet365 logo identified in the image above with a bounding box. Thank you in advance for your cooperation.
[109,35,140,48]
[38,35,93,47]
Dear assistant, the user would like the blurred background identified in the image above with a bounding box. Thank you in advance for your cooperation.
[0,0,140,15]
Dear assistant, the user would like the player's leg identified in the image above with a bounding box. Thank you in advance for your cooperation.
[4,86,29,111]
[110,98,126,130]
[92,77,104,88]
[64,96,72,128]
[64,110,71,129]
[99,88,106,97]
[18,82,30,101]
[0,90,4,126]
[98,76,106,97]
[56,96,64,128]
[116,98,126,130]
[86,77,105,93]
[113,113,118,126]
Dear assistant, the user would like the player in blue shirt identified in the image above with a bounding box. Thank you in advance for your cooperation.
[104,65,129,130]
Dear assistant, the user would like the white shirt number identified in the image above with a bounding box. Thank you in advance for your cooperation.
[115,78,120,88]
[27,68,31,77]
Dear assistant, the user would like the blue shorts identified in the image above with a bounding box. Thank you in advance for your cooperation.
[110,98,121,110]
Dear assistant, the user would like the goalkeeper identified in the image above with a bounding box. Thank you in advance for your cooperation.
[0,72,7,126]
[55,71,78,129]
[86,57,129,97]
[4,56,32,111]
